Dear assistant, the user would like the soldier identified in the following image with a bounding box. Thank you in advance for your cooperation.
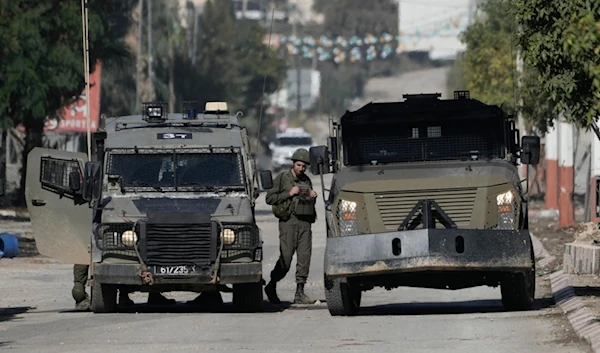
[264,148,317,305]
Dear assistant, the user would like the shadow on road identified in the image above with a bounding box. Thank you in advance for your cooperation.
[356,297,554,316]
[0,306,31,322]
[73,301,295,314]
[573,286,600,297]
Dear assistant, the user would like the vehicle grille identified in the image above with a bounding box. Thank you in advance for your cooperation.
[145,223,214,268]
[374,189,477,230]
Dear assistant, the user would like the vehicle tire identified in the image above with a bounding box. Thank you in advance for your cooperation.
[324,275,361,316]
[501,246,535,311]
[233,283,264,313]
[90,283,118,313]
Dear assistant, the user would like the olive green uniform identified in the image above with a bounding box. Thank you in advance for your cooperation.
[265,170,316,285]
[72,264,90,310]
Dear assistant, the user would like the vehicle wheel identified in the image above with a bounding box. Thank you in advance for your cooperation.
[233,283,264,313]
[501,248,535,311]
[324,275,361,316]
[90,283,118,313]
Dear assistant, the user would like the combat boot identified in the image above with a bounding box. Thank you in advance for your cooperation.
[264,280,281,304]
[294,283,315,305]
[75,294,90,311]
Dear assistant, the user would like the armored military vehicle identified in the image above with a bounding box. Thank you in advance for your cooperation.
[306,91,541,316]
[25,101,264,313]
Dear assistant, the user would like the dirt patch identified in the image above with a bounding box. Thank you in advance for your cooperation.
[530,216,578,271]
[573,222,600,244]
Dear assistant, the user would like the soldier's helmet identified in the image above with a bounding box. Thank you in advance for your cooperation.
[291,148,310,164]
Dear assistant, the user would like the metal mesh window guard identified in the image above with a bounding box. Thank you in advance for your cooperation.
[40,157,80,194]
[344,121,505,165]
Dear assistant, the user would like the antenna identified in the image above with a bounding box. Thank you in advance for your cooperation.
[255,7,275,153]
[81,0,91,161]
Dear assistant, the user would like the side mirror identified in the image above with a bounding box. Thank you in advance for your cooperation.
[520,135,540,165]
[260,170,274,190]
[309,146,331,175]
[69,171,82,192]
[82,161,103,202]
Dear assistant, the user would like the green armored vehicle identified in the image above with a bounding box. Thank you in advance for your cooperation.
[25,101,264,313]
[307,91,541,316]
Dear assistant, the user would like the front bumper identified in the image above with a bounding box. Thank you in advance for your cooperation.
[325,228,532,278]
[93,262,262,285]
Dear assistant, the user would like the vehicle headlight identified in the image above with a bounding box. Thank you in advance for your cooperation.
[221,228,235,245]
[121,230,138,247]
[337,199,358,236]
[496,190,517,230]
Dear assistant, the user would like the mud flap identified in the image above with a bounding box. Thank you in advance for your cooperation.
[25,147,92,264]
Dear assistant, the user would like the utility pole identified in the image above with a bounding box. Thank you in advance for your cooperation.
[136,0,143,111]
[192,6,199,66]
[147,0,155,101]
[290,3,301,120]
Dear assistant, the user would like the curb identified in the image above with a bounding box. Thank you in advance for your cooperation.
[533,231,600,352]
[549,271,600,352]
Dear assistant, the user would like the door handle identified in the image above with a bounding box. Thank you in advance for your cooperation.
[31,199,46,206]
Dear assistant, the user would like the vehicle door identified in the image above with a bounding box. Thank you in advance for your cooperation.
[25,147,93,264]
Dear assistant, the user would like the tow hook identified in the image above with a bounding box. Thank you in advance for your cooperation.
[138,269,154,285]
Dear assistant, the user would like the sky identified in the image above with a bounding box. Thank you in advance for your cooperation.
[399,0,473,59]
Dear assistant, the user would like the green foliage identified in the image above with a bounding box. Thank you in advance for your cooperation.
[456,0,556,132]
[515,0,600,128]
[0,0,134,129]
[459,0,517,113]
[0,0,135,204]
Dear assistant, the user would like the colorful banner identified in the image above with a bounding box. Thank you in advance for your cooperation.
[266,10,471,63]
[43,61,102,133]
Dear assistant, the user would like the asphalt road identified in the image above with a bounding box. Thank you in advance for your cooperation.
[0,172,592,353]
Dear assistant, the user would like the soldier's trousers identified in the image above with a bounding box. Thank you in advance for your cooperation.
[269,216,312,284]
[72,264,89,302]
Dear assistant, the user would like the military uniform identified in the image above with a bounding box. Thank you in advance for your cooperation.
[72,264,90,311]
[264,148,317,304]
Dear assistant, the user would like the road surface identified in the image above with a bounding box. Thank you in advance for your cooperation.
[0,172,591,353]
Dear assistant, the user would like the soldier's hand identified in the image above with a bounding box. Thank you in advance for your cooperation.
[289,186,300,196]
[310,189,317,198]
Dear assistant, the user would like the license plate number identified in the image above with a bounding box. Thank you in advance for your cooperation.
[153,265,196,275]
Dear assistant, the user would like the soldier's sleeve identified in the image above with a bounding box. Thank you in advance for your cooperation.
[265,173,291,205]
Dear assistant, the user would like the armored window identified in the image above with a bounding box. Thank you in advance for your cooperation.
[107,148,245,191]
[40,157,81,194]
[411,127,419,138]
[427,126,441,138]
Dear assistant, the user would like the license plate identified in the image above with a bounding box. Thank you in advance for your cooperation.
[153,265,197,275]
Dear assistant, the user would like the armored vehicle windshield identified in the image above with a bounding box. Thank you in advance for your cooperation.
[108,148,245,192]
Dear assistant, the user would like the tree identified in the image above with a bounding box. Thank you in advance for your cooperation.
[0,0,135,204]
[454,0,556,132]
[515,0,600,129]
